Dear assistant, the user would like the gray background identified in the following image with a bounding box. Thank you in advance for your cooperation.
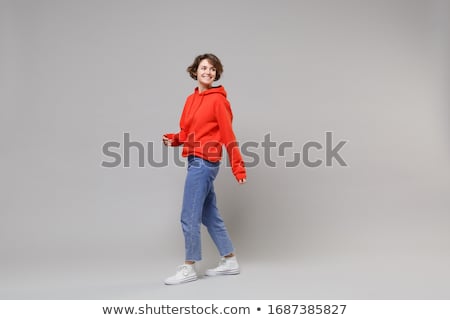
[1,0,449,299]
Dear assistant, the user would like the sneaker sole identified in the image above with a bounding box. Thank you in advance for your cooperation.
[164,275,198,285]
[205,269,240,276]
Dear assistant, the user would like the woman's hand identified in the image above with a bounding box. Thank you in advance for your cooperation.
[238,178,247,184]
[162,135,173,146]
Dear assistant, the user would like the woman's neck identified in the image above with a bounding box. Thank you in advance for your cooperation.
[198,83,212,93]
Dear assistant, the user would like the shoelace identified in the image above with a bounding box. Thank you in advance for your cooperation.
[218,258,227,267]
[177,265,190,276]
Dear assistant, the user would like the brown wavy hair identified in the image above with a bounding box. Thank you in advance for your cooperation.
[187,53,224,81]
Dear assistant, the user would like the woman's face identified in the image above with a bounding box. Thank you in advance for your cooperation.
[196,59,217,89]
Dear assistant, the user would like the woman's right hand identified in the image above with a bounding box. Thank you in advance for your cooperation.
[162,135,173,146]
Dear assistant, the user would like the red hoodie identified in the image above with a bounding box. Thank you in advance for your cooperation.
[165,86,246,181]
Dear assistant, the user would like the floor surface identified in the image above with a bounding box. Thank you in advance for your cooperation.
[2,250,449,300]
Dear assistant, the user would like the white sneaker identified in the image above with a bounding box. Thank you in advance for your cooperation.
[205,256,240,276]
[164,264,198,285]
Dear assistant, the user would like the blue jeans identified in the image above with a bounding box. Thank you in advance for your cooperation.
[181,156,234,261]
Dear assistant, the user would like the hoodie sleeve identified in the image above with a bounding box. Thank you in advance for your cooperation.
[164,96,191,147]
[215,99,247,181]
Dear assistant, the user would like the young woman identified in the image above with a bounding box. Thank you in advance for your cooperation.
[163,53,247,285]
